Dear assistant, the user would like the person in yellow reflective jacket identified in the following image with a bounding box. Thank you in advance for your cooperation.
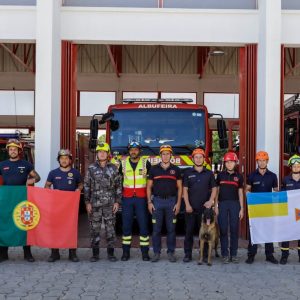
[121,141,152,261]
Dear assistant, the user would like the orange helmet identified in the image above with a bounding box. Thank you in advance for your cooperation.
[6,139,22,151]
[159,144,173,154]
[192,148,205,157]
[223,152,238,162]
[256,151,269,161]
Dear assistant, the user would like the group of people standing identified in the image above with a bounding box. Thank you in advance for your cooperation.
[0,138,299,265]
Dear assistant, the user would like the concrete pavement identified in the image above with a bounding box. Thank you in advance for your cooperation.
[0,247,299,300]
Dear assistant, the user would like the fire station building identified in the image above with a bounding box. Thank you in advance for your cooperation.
[0,0,300,193]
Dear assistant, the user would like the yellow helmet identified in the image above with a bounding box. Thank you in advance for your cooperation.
[96,142,110,153]
[288,154,300,167]
[6,139,22,151]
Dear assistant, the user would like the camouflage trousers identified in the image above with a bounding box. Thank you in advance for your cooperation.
[89,205,116,249]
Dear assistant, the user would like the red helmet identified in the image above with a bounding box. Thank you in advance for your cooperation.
[223,152,238,162]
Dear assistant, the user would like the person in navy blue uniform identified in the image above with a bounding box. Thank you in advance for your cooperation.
[245,151,279,264]
[0,139,40,263]
[147,145,182,263]
[215,152,244,264]
[182,148,217,262]
[280,154,300,264]
[44,149,83,262]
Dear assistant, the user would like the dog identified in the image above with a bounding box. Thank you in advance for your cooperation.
[198,207,219,266]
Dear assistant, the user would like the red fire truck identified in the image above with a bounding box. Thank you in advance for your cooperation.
[88,98,228,170]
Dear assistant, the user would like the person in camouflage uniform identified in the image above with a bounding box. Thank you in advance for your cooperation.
[84,142,122,262]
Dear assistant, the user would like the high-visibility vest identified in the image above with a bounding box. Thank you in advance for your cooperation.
[122,157,147,198]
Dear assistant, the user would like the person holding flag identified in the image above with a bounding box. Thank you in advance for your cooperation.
[0,139,40,262]
[280,154,300,264]
[245,151,279,264]
[84,143,122,262]
[44,149,83,262]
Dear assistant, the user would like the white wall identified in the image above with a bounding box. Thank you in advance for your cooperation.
[2,3,300,178]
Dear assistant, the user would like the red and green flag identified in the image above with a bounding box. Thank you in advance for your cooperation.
[0,186,80,248]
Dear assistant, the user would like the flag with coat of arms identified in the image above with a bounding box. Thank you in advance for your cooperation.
[0,186,80,248]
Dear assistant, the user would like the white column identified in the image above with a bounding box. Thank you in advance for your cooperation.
[257,0,281,176]
[35,0,61,186]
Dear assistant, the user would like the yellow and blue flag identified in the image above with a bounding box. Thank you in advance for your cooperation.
[247,190,300,243]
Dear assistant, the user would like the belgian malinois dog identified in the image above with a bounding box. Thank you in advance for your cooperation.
[198,207,219,266]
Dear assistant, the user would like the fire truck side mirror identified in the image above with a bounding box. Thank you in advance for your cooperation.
[110,120,119,131]
[99,112,114,125]
[217,119,228,149]
[89,119,99,149]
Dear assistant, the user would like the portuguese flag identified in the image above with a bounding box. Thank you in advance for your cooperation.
[0,186,80,248]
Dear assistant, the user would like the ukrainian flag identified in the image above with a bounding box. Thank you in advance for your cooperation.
[247,192,288,218]
[247,190,300,244]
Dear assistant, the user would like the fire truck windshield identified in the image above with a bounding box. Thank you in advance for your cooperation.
[110,109,206,155]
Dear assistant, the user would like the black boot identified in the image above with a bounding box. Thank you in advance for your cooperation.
[69,249,79,262]
[47,249,60,262]
[183,253,192,263]
[142,252,150,261]
[245,255,255,264]
[280,256,288,265]
[0,246,8,263]
[121,250,130,261]
[107,248,117,262]
[23,246,35,262]
[90,248,99,262]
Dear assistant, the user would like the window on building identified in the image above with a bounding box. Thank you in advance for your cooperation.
[79,92,116,116]
[204,93,239,118]
[0,0,36,5]
[284,94,300,154]
[282,0,300,10]
[163,0,257,9]
[122,92,158,101]
[63,0,157,8]
[161,92,197,103]
[0,90,34,116]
